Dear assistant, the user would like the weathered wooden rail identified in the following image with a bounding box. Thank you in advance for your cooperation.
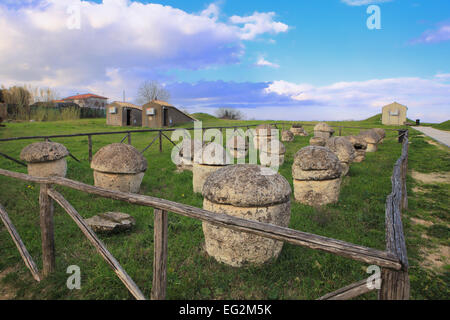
[0,130,410,300]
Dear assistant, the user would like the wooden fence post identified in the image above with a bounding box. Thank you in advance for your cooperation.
[402,133,409,211]
[151,209,168,300]
[378,268,410,300]
[159,131,162,153]
[127,132,132,145]
[88,135,93,163]
[39,184,55,277]
[339,127,342,136]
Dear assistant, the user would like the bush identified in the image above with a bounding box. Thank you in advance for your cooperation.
[215,108,244,120]
[80,107,105,118]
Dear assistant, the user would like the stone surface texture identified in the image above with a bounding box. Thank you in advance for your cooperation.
[292,146,342,206]
[202,164,291,267]
[20,142,69,177]
[20,142,69,163]
[91,143,147,193]
[310,136,326,146]
[85,212,135,234]
[281,130,294,142]
[325,137,356,176]
[91,143,147,174]
[259,140,286,167]
[226,135,249,159]
[313,122,334,139]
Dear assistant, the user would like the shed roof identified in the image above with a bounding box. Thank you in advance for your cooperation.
[382,102,408,110]
[109,101,142,110]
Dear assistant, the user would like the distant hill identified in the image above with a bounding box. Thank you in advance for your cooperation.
[362,113,382,124]
[191,112,217,121]
[432,120,450,131]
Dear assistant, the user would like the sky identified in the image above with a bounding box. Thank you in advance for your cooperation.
[0,0,449,122]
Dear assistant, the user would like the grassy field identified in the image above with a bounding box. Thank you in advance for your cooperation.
[0,115,448,300]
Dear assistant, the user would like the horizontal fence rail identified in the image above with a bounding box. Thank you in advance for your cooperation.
[0,168,402,270]
[0,128,409,300]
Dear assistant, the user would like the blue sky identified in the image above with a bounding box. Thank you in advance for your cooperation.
[0,0,449,121]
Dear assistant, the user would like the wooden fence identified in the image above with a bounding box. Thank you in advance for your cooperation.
[0,130,410,300]
[0,122,401,166]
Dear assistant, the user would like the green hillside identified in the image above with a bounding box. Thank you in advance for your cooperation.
[432,120,450,131]
[190,112,217,121]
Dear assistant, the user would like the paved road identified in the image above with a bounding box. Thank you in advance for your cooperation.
[413,126,450,147]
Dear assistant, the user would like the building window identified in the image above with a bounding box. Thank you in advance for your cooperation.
[389,109,399,116]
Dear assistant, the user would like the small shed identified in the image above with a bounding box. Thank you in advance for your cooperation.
[106,102,142,127]
[142,100,195,128]
[382,102,407,126]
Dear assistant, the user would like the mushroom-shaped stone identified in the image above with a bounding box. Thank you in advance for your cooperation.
[345,136,367,162]
[310,136,326,146]
[314,122,334,139]
[202,164,291,267]
[373,128,386,143]
[91,143,147,193]
[281,130,294,142]
[192,142,232,193]
[290,124,308,136]
[175,139,203,172]
[20,142,69,177]
[359,130,381,152]
[226,135,249,159]
[259,140,286,167]
[292,146,342,206]
[253,124,277,149]
[325,137,356,176]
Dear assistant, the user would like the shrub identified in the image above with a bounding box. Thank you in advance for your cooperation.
[215,108,244,120]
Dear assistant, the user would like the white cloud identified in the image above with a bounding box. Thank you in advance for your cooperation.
[230,12,288,40]
[0,0,289,100]
[265,77,450,122]
[411,22,450,44]
[341,0,393,6]
[255,57,280,68]
[435,73,450,81]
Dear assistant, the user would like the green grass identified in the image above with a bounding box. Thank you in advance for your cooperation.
[432,120,450,131]
[0,117,447,300]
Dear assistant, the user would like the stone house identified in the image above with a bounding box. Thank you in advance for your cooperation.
[106,102,142,127]
[58,93,108,109]
[142,100,196,128]
[382,102,407,126]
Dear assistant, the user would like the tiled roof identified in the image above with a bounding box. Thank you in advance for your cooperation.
[63,93,108,100]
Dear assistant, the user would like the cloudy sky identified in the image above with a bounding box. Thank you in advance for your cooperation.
[0,0,449,122]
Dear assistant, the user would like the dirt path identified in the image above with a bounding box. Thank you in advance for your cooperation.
[413,127,450,147]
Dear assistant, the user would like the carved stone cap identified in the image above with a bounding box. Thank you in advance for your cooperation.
[20,142,69,163]
[203,164,291,207]
[314,122,334,133]
[292,146,342,181]
[91,143,147,174]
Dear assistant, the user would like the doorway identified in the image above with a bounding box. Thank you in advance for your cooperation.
[163,107,168,126]
[126,109,131,126]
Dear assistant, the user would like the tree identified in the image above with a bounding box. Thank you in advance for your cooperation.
[2,85,32,119]
[215,108,244,120]
[28,86,60,103]
[136,80,170,105]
